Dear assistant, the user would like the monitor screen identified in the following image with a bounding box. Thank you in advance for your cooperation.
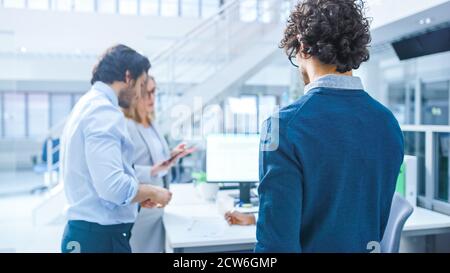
[206,134,260,183]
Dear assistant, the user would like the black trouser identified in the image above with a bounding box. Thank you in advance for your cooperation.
[61,220,134,253]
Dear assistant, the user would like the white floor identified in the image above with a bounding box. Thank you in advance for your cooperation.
[0,171,64,253]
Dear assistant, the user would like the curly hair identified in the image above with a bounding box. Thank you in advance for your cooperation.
[280,0,371,73]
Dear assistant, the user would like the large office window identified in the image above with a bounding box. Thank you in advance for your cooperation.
[201,0,219,18]
[73,0,95,12]
[161,0,178,17]
[0,93,3,137]
[182,0,200,18]
[437,133,450,203]
[28,94,49,138]
[422,81,450,126]
[404,132,426,197]
[388,83,415,125]
[388,84,406,124]
[73,93,84,105]
[52,0,73,11]
[98,0,117,14]
[242,96,258,134]
[224,99,234,134]
[258,0,272,23]
[3,0,26,8]
[119,0,138,15]
[202,104,223,136]
[258,95,277,131]
[280,0,292,21]
[0,92,84,139]
[140,0,159,15]
[4,93,25,138]
[223,94,278,135]
[50,94,72,127]
[239,0,257,22]
[28,0,49,10]
[226,96,257,134]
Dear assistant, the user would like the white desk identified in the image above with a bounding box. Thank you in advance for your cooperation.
[164,184,450,253]
[164,184,257,253]
[403,207,450,237]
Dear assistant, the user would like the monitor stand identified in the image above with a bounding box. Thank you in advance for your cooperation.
[239,183,252,204]
[226,183,259,208]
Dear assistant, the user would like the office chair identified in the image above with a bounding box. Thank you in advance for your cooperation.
[31,138,60,195]
[380,193,414,253]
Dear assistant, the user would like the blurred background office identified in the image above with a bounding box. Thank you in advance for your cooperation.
[0,0,450,253]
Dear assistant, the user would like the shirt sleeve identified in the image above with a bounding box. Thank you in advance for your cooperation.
[83,104,138,207]
[134,164,164,185]
[255,117,303,253]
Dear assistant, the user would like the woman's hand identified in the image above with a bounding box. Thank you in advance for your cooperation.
[151,143,197,177]
[171,143,197,160]
[171,143,187,158]
[150,160,173,177]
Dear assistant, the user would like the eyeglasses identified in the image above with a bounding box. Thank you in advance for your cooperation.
[288,47,299,68]
[141,87,156,98]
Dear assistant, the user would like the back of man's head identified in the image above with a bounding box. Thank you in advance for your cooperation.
[280,0,371,73]
[91,44,151,85]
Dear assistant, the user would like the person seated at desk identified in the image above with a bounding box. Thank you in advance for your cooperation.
[123,75,195,253]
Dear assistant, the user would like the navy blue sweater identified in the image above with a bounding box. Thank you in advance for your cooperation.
[255,75,404,253]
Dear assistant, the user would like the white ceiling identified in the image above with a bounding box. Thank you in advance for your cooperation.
[367,0,449,29]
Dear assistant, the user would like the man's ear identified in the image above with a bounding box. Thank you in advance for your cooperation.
[299,42,312,59]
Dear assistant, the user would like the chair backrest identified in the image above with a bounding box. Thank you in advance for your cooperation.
[380,193,414,253]
[42,138,60,164]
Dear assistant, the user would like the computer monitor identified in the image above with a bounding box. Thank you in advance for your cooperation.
[206,134,260,204]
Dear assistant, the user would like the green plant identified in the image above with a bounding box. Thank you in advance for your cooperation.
[192,171,207,184]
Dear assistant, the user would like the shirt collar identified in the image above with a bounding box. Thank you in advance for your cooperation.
[92,81,119,107]
[304,74,364,94]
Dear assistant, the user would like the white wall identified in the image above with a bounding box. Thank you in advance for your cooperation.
[0,7,202,83]
[0,8,202,54]
[0,55,96,82]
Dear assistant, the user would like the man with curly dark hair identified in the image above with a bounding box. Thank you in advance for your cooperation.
[255,0,405,253]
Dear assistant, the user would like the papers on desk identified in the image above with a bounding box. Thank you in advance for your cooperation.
[216,195,235,215]
[185,217,229,238]
[164,184,258,249]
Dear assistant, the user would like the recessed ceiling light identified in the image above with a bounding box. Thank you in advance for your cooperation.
[19,46,27,53]
[419,17,432,25]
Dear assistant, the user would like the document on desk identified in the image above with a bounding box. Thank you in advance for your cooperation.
[164,212,257,249]
[186,217,229,238]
